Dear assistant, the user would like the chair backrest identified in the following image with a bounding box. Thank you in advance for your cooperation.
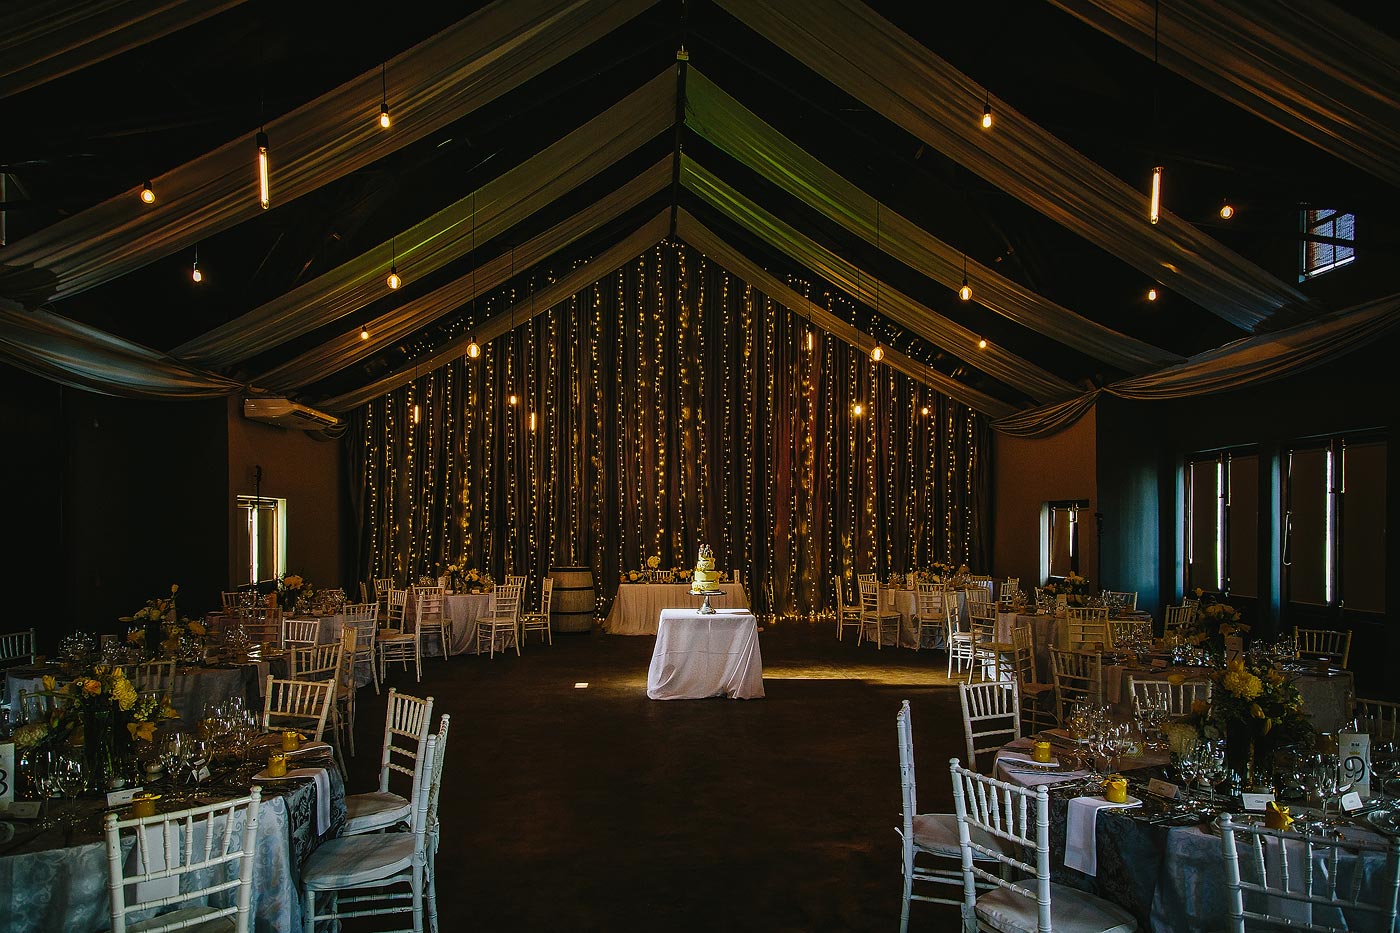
[857,573,877,585]
[262,675,334,740]
[1128,675,1210,718]
[375,577,392,598]
[492,583,523,621]
[16,686,75,724]
[505,575,528,591]
[1295,627,1353,668]
[537,577,554,615]
[857,579,882,614]
[378,688,436,797]
[1049,648,1103,723]
[237,607,283,648]
[1219,812,1400,933]
[342,602,379,626]
[914,582,947,620]
[1164,604,1197,635]
[1010,625,1037,686]
[386,589,409,631]
[220,591,243,610]
[964,580,994,604]
[1107,618,1152,649]
[413,586,445,625]
[290,642,341,682]
[344,614,378,665]
[1105,590,1138,610]
[284,618,320,646]
[104,788,264,933]
[997,578,1020,609]
[335,627,358,697]
[949,760,1051,930]
[0,628,36,666]
[968,598,998,640]
[129,659,176,698]
[959,680,1021,772]
[832,575,848,611]
[426,713,452,835]
[1356,697,1400,743]
[1182,597,1200,610]
[1064,606,1110,648]
[896,700,922,847]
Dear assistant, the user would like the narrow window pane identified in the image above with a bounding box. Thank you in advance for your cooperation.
[1288,447,1328,606]
[1228,455,1258,598]
[1341,441,1386,613]
[1050,508,1073,577]
[1188,460,1219,593]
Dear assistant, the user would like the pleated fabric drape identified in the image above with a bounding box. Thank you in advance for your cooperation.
[347,241,990,617]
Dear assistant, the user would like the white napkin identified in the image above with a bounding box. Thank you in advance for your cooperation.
[1064,795,1140,876]
[131,824,179,903]
[997,749,1061,768]
[291,767,331,835]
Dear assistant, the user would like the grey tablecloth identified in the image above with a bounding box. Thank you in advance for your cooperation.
[6,663,282,725]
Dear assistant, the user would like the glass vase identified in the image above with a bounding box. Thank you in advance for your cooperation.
[82,705,117,794]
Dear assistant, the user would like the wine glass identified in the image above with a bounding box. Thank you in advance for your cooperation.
[1199,739,1229,803]
[1176,742,1203,800]
[56,753,86,823]
[1371,741,1398,804]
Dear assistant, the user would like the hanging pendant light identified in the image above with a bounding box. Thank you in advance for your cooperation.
[1219,200,1235,220]
[977,338,988,349]
[387,237,402,289]
[958,254,972,301]
[360,324,370,340]
[981,89,992,130]
[191,243,203,283]
[467,338,481,359]
[465,193,481,362]
[256,130,270,210]
[140,181,155,204]
[871,204,885,362]
[378,63,391,129]
[852,402,864,417]
[1147,287,1159,302]
[1149,165,1163,225]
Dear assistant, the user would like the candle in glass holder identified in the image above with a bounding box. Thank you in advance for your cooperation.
[1032,741,1053,763]
[1102,774,1129,803]
[281,731,302,751]
[267,753,287,778]
[131,794,160,818]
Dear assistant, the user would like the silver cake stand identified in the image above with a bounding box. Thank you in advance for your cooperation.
[690,588,723,614]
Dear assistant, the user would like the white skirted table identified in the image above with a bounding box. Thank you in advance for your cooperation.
[605,582,749,635]
[646,609,765,700]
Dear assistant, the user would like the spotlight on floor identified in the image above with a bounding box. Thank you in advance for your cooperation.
[574,682,590,689]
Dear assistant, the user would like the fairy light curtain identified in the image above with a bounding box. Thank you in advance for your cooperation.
[0,0,656,305]
[1048,0,1400,190]
[713,0,1312,333]
[347,241,989,617]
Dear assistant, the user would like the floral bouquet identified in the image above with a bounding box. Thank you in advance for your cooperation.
[1042,572,1091,606]
[1205,657,1312,778]
[120,584,180,654]
[455,567,488,592]
[1180,589,1248,655]
[276,573,313,612]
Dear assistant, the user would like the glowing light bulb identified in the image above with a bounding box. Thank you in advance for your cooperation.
[191,262,203,283]
[413,403,420,424]
[360,325,370,340]
[977,338,988,349]
[256,131,270,210]
[981,103,992,129]
[959,281,972,302]
[1149,165,1163,225]
[920,405,930,416]
[379,103,391,129]
[140,181,155,204]
[1147,287,1159,301]
[805,331,814,351]
[529,411,537,432]
[508,393,518,406]
[387,268,401,290]
[1219,202,1234,220]
[852,403,864,417]
[466,339,481,360]
[870,344,884,362]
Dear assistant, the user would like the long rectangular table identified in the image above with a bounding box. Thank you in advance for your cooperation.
[646,609,765,700]
[606,583,749,635]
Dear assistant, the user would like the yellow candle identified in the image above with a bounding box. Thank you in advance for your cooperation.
[281,731,302,751]
[1032,741,1052,763]
[131,794,159,818]
[1103,774,1128,804]
[267,753,287,778]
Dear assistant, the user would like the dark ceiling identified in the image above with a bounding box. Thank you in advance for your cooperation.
[4,0,1398,408]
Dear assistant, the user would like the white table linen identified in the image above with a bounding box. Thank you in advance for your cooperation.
[606,583,748,635]
[646,609,765,700]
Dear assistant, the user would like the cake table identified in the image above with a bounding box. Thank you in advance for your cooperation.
[646,608,765,700]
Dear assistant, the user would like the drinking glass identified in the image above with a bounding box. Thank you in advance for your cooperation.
[1176,745,1203,800]
[1371,741,1398,803]
[1199,739,1229,802]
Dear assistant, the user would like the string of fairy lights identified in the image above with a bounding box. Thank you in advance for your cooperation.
[352,240,987,616]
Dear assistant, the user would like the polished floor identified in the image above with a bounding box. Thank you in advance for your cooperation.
[346,620,968,931]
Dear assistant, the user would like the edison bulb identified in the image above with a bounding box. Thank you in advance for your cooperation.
[360,326,370,340]
[140,182,155,204]
[1147,287,1159,301]
[920,405,930,416]
[387,270,401,290]
[959,283,972,301]
[977,338,987,349]
[379,104,391,129]
[191,265,203,283]
[870,345,884,362]
[1219,203,1234,220]
[467,340,481,359]
[981,106,992,130]
[508,393,518,406]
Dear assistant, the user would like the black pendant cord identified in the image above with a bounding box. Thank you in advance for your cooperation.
[667,0,689,239]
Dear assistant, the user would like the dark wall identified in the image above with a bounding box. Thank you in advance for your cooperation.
[1095,328,1400,699]
[1,365,64,647]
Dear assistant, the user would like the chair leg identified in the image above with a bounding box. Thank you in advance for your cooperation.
[370,650,380,695]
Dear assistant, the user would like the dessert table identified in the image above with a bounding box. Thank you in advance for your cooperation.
[991,736,1398,931]
[0,753,345,932]
[606,583,749,635]
[646,609,765,700]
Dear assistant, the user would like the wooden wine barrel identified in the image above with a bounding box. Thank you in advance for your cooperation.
[550,566,595,633]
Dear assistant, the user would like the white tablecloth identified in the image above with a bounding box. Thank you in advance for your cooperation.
[605,583,749,635]
[882,588,965,649]
[646,609,765,700]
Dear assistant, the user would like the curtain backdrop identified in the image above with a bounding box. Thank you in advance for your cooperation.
[347,240,990,618]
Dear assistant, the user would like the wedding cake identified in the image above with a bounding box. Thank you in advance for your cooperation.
[691,544,722,593]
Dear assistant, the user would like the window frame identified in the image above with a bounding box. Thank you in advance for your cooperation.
[1183,446,1258,598]
[235,495,287,586]
[1299,207,1355,281]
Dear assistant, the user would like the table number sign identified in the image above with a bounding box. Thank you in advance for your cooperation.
[1340,731,1370,798]
[0,741,12,808]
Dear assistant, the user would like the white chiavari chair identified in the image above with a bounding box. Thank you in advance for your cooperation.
[411,585,449,658]
[375,577,392,614]
[344,688,435,836]
[1065,606,1110,650]
[301,733,437,933]
[519,577,553,646]
[1107,617,1152,650]
[128,659,176,697]
[424,713,451,933]
[997,577,1020,611]
[1295,627,1353,668]
[343,603,380,694]
[330,626,359,768]
[967,599,1012,684]
[1128,675,1211,718]
[103,789,264,933]
[290,641,341,683]
[220,591,243,611]
[1163,604,1197,638]
[912,582,947,652]
[858,579,900,649]
[1049,647,1103,725]
[379,589,421,683]
[1355,697,1400,743]
[959,680,1021,774]
[895,700,1002,932]
[0,629,36,680]
[238,607,283,649]
[284,618,320,651]
[505,575,528,591]
[478,583,522,658]
[946,596,976,679]
[1104,590,1138,611]
[950,760,1138,933]
[262,675,333,742]
[1219,812,1399,933]
[834,575,863,642]
[1010,625,1056,734]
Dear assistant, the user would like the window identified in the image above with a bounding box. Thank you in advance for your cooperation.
[1184,451,1258,596]
[235,495,286,586]
[1285,436,1386,613]
[1300,207,1355,280]
[1043,500,1088,580]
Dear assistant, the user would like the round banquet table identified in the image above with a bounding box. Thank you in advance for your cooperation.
[880,587,970,650]
[991,737,1398,931]
[604,583,749,635]
[0,753,345,932]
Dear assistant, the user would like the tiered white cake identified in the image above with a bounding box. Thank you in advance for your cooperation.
[690,544,722,594]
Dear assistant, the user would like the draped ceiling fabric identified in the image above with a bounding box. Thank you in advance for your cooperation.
[1048,0,1400,191]
[0,0,246,99]
[683,71,1184,375]
[346,240,990,615]
[994,293,1400,437]
[172,71,677,369]
[713,0,1313,333]
[0,298,241,398]
[0,0,656,304]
